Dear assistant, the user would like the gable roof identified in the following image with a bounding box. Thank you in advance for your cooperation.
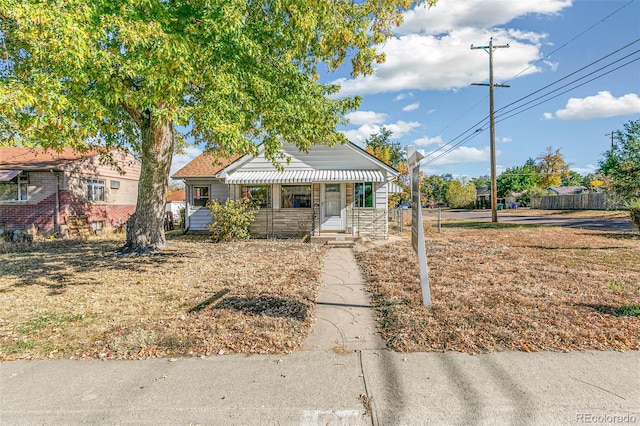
[0,147,104,170]
[221,141,398,180]
[547,186,587,195]
[171,152,241,178]
[166,189,186,202]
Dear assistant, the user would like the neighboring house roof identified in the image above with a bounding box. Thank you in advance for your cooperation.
[547,186,587,195]
[0,147,104,170]
[171,152,241,178]
[166,189,186,202]
[476,187,490,197]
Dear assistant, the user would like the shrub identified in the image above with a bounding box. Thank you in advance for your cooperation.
[207,199,258,242]
[628,199,640,233]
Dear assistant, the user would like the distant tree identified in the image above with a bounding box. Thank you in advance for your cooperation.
[599,119,640,200]
[445,180,476,208]
[422,174,452,205]
[582,172,606,189]
[471,175,490,190]
[496,158,538,197]
[363,127,405,169]
[536,147,570,188]
[562,170,584,186]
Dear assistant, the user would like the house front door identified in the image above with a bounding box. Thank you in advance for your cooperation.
[321,183,345,231]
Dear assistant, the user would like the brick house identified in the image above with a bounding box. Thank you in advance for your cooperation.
[0,147,141,235]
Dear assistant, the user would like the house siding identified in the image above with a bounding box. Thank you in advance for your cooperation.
[346,207,388,239]
[0,169,138,234]
[249,208,312,238]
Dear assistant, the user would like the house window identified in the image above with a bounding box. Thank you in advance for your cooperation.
[193,186,210,207]
[355,182,374,208]
[281,185,311,208]
[241,185,270,208]
[110,180,120,189]
[87,179,106,202]
[0,172,28,201]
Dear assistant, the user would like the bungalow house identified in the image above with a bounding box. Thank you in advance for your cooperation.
[172,142,399,239]
[0,147,140,235]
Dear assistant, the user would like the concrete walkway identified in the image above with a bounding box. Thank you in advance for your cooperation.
[303,247,384,352]
[1,246,639,425]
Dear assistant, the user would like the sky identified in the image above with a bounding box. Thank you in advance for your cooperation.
[171,0,640,181]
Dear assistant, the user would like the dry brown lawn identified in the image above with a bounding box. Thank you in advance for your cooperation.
[0,235,326,360]
[356,226,640,353]
[2,224,638,360]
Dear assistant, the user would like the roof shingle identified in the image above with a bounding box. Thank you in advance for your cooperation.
[172,152,241,178]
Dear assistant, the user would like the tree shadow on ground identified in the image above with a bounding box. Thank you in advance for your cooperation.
[0,239,194,293]
[581,304,640,317]
[213,295,310,321]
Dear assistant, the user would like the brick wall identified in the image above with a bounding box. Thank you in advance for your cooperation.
[0,190,136,234]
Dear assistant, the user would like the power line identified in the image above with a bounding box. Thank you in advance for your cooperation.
[420,2,637,168]
[421,41,639,167]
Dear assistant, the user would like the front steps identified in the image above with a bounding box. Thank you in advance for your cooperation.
[309,234,362,247]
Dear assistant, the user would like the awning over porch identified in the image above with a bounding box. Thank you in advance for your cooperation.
[0,169,22,182]
[225,170,385,184]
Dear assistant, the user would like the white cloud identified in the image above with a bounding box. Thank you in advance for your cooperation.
[542,112,554,120]
[394,92,414,101]
[427,109,436,114]
[499,137,512,143]
[344,110,388,125]
[385,120,421,137]
[398,0,571,36]
[170,146,202,179]
[544,91,640,120]
[414,135,443,146]
[342,124,381,145]
[335,27,544,96]
[403,102,420,111]
[342,120,421,144]
[332,0,573,97]
[572,164,598,176]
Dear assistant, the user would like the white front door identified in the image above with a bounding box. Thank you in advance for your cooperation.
[321,183,345,231]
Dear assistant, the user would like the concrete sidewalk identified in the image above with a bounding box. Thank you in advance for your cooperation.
[1,247,639,425]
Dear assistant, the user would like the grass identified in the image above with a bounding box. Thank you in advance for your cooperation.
[355,226,640,353]
[0,235,326,360]
[2,218,638,359]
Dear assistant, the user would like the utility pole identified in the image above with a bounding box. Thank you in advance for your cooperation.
[605,131,616,151]
[471,38,509,223]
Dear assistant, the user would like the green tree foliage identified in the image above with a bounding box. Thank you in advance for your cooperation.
[207,199,258,242]
[561,170,584,186]
[496,158,538,197]
[445,180,476,208]
[471,175,490,190]
[599,119,640,200]
[363,127,405,169]
[421,174,451,205]
[536,146,570,188]
[0,0,435,253]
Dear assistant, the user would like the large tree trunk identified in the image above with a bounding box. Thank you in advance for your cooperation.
[122,109,174,254]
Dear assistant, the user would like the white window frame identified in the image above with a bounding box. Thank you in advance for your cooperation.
[0,172,29,202]
[87,178,106,202]
[354,182,374,208]
[281,184,311,209]
[192,185,210,207]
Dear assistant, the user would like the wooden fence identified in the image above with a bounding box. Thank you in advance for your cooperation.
[530,193,607,210]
